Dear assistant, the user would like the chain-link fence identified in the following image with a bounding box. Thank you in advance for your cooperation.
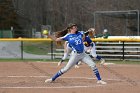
[94,10,139,36]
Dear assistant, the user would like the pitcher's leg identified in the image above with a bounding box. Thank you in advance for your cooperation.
[45,53,79,83]
[82,54,107,84]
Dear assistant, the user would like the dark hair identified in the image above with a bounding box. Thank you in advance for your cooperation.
[67,23,77,29]
[55,23,77,38]
[55,28,68,38]
[54,24,77,46]
[54,28,68,46]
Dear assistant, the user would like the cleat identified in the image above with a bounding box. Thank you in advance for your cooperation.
[97,80,107,85]
[100,59,105,65]
[77,61,82,65]
[57,61,62,66]
[75,65,80,68]
[45,78,53,83]
[58,60,64,66]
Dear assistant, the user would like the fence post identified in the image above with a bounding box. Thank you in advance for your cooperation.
[122,41,125,60]
[21,41,23,60]
[51,41,53,60]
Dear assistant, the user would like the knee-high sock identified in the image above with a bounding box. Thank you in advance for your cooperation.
[96,55,102,60]
[93,67,101,80]
[76,61,79,65]
[52,70,63,81]
[60,59,64,63]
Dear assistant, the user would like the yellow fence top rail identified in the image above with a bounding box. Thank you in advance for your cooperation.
[0,38,52,41]
[0,36,140,42]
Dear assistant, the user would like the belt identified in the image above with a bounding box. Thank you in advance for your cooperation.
[74,51,83,54]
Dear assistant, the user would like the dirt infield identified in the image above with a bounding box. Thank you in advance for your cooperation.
[0,61,140,93]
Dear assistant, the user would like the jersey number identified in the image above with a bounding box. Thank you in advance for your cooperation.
[75,39,82,45]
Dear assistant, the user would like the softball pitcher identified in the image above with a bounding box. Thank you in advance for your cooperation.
[45,23,107,84]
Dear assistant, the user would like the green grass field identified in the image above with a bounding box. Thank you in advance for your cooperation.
[23,41,52,55]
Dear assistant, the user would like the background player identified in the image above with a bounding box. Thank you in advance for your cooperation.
[57,41,72,66]
[84,28,105,64]
[44,23,107,84]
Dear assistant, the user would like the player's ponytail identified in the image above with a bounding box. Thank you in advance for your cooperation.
[55,28,68,38]
[54,28,69,46]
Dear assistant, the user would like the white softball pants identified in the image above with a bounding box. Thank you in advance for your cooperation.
[60,51,96,73]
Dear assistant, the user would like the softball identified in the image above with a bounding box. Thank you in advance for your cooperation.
[42,30,48,35]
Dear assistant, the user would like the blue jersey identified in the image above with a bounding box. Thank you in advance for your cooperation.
[62,31,84,53]
[83,36,93,47]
